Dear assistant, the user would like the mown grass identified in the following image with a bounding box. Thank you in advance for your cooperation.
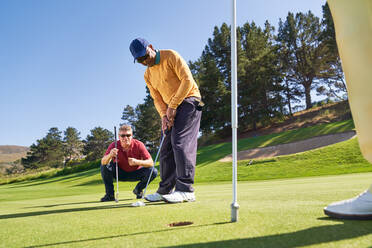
[1,172,372,247]
[0,117,371,247]
[6,133,367,203]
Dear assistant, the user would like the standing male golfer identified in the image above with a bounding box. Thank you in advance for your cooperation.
[100,125,157,201]
[129,38,202,203]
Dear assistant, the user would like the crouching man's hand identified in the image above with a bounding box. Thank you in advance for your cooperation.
[110,148,118,158]
[128,157,139,166]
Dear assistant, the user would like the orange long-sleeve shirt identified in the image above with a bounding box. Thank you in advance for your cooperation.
[144,49,201,117]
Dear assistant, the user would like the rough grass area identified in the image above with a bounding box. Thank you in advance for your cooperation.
[196,138,371,183]
[197,119,354,167]
[0,160,100,185]
[1,173,371,247]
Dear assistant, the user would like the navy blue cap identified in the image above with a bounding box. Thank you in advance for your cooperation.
[129,38,149,62]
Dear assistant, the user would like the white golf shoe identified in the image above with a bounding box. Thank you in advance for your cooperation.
[144,192,164,202]
[324,190,372,220]
[162,191,195,203]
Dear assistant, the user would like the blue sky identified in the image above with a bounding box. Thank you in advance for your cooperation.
[0,0,327,146]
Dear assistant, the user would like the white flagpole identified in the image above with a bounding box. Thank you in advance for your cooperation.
[231,0,240,222]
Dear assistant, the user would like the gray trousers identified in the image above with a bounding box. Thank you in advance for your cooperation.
[157,97,202,194]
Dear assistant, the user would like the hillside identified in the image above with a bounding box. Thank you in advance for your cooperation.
[0,145,29,163]
[201,100,351,146]
[0,100,354,183]
[254,100,351,136]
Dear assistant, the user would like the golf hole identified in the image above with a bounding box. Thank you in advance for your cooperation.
[168,221,193,227]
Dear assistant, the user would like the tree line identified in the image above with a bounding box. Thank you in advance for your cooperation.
[123,4,346,148]
[22,127,113,170]
[21,4,345,171]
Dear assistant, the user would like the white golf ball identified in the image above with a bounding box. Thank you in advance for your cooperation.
[131,201,145,207]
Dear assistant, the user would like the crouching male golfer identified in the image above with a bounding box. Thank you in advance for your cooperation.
[129,38,202,203]
[100,125,157,202]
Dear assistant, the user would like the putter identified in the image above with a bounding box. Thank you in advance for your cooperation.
[114,126,119,203]
[132,134,166,207]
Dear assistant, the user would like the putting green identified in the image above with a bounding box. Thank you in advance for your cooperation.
[1,172,372,247]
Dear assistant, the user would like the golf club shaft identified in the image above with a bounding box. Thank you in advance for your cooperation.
[114,126,119,201]
[142,134,166,199]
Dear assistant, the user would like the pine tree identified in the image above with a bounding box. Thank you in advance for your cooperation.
[239,21,284,130]
[277,11,332,109]
[63,127,83,164]
[22,127,64,168]
[83,127,113,161]
[316,3,347,100]
[121,89,161,153]
[190,24,233,135]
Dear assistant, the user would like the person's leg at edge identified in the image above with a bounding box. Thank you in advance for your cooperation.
[325,0,372,219]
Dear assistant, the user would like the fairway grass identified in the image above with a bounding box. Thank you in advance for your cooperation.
[1,173,372,247]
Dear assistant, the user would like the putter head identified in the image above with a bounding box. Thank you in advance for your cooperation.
[131,201,146,207]
[115,193,119,203]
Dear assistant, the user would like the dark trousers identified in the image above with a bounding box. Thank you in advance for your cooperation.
[157,97,202,194]
[101,162,158,195]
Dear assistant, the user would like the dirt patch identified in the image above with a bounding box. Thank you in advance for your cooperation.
[219,131,356,162]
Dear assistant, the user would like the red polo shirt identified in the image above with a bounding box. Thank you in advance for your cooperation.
[105,139,151,172]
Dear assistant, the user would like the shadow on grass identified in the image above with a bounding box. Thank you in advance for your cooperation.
[23,198,133,208]
[73,179,102,186]
[0,201,168,219]
[165,218,372,248]
[24,222,230,248]
[245,159,277,166]
[24,218,372,248]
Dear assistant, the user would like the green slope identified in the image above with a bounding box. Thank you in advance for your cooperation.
[197,119,354,167]
[196,138,371,182]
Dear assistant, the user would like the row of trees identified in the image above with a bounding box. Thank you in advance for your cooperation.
[22,127,113,169]
[191,5,345,134]
[123,4,346,147]
[21,4,346,170]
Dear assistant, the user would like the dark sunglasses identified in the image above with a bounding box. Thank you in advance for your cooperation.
[136,54,149,63]
[120,134,132,138]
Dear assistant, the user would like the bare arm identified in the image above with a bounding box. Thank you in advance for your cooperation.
[128,157,154,168]
[101,148,117,165]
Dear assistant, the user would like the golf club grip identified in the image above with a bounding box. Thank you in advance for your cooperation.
[114,126,118,162]
[114,126,117,149]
